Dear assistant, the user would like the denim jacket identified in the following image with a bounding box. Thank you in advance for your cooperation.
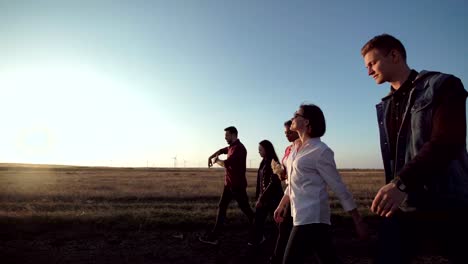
[376,70,468,208]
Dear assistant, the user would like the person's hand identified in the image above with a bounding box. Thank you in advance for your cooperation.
[371,182,407,217]
[271,160,284,176]
[273,205,285,223]
[208,157,214,168]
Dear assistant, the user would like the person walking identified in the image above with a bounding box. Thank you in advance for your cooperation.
[248,139,284,246]
[274,104,368,264]
[268,120,299,264]
[199,126,255,245]
[361,33,468,264]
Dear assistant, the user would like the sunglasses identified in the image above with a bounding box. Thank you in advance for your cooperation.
[293,112,305,119]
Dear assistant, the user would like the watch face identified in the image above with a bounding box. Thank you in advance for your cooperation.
[398,182,407,192]
[392,178,407,192]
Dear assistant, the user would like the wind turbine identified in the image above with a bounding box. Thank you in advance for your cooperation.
[172,155,177,168]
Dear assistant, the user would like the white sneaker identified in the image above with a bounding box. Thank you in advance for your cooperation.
[198,234,219,245]
[247,236,266,246]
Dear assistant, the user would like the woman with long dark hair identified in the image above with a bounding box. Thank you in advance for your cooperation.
[248,139,284,246]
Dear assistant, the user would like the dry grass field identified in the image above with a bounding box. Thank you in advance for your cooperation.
[0,164,448,264]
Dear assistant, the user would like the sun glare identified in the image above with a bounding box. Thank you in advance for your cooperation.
[17,126,54,155]
[1,61,121,165]
[2,59,185,167]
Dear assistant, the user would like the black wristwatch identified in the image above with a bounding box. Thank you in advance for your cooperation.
[391,178,408,192]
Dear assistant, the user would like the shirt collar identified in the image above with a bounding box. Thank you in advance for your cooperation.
[300,137,321,149]
[390,69,418,95]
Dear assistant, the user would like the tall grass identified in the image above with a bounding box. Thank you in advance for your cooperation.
[0,165,384,228]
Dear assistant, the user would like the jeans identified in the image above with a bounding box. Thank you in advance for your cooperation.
[374,209,468,264]
[283,223,341,264]
[270,203,293,264]
[211,185,254,236]
[250,199,280,244]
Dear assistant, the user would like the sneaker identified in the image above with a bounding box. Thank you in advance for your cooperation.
[247,235,266,246]
[198,233,219,245]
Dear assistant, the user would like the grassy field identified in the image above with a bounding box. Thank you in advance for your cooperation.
[0,164,448,263]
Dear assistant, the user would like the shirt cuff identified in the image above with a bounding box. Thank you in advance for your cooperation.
[340,198,357,212]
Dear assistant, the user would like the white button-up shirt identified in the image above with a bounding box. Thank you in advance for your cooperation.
[285,137,357,226]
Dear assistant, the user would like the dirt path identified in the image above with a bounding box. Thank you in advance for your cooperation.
[0,219,448,264]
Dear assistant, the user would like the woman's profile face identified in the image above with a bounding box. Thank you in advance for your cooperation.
[291,107,307,132]
[258,144,266,158]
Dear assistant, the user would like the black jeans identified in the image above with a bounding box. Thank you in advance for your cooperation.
[250,199,280,244]
[374,209,468,264]
[211,185,254,236]
[283,223,341,264]
[270,203,293,264]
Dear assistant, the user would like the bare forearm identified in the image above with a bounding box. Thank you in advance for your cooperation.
[278,194,290,209]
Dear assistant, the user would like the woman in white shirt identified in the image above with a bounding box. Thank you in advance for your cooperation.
[273,104,368,264]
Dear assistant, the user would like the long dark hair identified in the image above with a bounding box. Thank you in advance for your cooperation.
[259,140,279,163]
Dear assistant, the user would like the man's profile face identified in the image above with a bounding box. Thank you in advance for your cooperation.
[225,131,234,145]
[284,125,298,142]
[364,48,394,85]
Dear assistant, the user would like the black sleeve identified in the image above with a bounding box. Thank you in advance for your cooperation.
[259,159,282,204]
[256,161,262,199]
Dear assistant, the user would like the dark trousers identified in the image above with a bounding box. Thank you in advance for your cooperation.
[211,185,254,236]
[270,203,293,264]
[283,223,341,264]
[250,199,280,243]
[374,209,468,264]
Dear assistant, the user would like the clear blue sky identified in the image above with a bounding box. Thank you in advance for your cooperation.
[1,0,467,168]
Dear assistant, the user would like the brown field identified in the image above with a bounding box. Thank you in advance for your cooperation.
[0,164,448,263]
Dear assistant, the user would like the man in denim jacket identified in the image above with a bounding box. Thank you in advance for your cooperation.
[362,34,468,264]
